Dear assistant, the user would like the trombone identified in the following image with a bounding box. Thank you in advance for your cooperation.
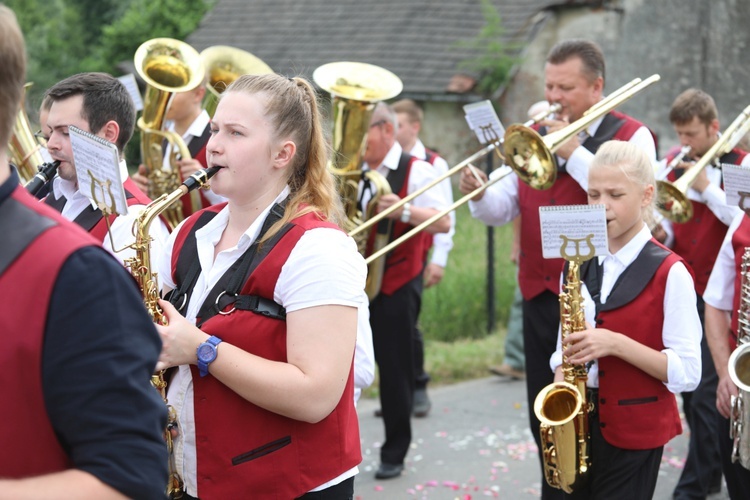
[656,104,750,224]
[348,102,561,238]
[363,74,661,264]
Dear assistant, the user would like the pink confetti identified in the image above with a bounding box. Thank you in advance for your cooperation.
[425,480,438,487]
[374,485,383,491]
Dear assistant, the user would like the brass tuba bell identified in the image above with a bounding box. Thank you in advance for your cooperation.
[313,61,403,300]
[9,83,46,184]
[134,38,206,229]
[199,46,273,118]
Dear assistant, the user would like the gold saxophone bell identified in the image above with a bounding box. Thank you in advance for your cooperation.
[729,246,750,470]
[313,61,403,300]
[135,38,206,229]
[199,46,273,118]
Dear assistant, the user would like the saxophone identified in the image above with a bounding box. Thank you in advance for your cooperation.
[729,246,750,470]
[125,166,220,499]
[533,235,593,493]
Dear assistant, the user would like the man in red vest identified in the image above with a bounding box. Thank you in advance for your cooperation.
[659,89,750,500]
[0,7,168,496]
[361,102,451,479]
[704,210,750,499]
[458,39,656,500]
[393,98,456,418]
[43,72,170,268]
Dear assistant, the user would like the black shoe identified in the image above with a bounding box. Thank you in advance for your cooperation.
[375,462,404,479]
[413,387,431,418]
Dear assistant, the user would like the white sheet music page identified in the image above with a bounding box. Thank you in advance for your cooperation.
[463,100,505,145]
[117,73,144,112]
[69,125,128,216]
[539,204,608,260]
[722,163,750,209]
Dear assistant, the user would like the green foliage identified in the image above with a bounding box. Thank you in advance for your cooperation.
[8,0,213,115]
[455,0,519,96]
[419,189,517,342]
[85,0,213,74]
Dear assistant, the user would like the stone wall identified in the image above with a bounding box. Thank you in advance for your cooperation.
[499,0,750,157]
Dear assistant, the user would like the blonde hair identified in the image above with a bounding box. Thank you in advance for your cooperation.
[0,6,26,147]
[222,74,344,243]
[590,141,655,227]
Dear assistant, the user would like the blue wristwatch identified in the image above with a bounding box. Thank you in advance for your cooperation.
[197,335,222,377]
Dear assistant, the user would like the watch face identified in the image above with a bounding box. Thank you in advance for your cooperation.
[197,343,216,362]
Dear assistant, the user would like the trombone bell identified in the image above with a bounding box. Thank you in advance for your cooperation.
[503,125,557,190]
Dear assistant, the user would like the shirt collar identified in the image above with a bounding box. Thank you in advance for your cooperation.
[410,140,427,161]
[167,109,211,140]
[196,185,291,252]
[598,223,651,268]
[363,142,402,172]
[51,158,130,207]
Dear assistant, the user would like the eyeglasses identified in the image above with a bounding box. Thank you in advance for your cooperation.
[370,120,387,129]
[34,130,49,148]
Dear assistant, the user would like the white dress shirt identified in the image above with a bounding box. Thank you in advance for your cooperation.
[704,211,746,311]
[409,140,455,267]
[157,186,367,495]
[360,142,450,214]
[656,147,750,247]
[468,114,657,226]
[49,159,170,269]
[550,225,702,394]
[164,110,225,206]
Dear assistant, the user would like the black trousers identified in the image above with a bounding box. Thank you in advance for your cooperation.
[522,291,566,500]
[674,296,723,499]
[371,275,423,465]
[718,414,750,499]
[566,404,663,500]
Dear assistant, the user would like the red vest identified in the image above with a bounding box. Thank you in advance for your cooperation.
[667,147,748,295]
[89,177,154,241]
[367,156,431,295]
[595,245,684,449]
[730,215,750,350]
[517,111,646,300]
[171,206,361,498]
[0,186,98,476]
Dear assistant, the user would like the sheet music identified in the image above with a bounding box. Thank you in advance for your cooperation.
[722,163,750,208]
[463,100,505,145]
[539,204,608,259]
[69,126,128,215]
[117,73,144,112]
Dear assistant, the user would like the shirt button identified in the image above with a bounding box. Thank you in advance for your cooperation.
[600,422,607,428]
[599,371,605,377]
[600,398,606,404]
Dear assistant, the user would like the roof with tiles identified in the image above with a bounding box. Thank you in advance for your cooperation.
[187,0,561,100]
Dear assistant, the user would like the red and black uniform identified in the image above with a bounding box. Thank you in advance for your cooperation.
[167,204,361,498]
[0,169,168,498]
[519,110,650,500]
[572,240,686,498]
[666,147,748,294]
[667,146,748,500]
[366,152,432,468]
[44,177,152,242]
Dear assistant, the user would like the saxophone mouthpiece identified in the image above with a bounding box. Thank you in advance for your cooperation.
[183,166,222,192]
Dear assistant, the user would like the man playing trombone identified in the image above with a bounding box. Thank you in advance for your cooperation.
[361,102,451,480]
[458,38,656,500]
[658,89,750,500]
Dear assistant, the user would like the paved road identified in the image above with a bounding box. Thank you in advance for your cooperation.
[353,376,729,499]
